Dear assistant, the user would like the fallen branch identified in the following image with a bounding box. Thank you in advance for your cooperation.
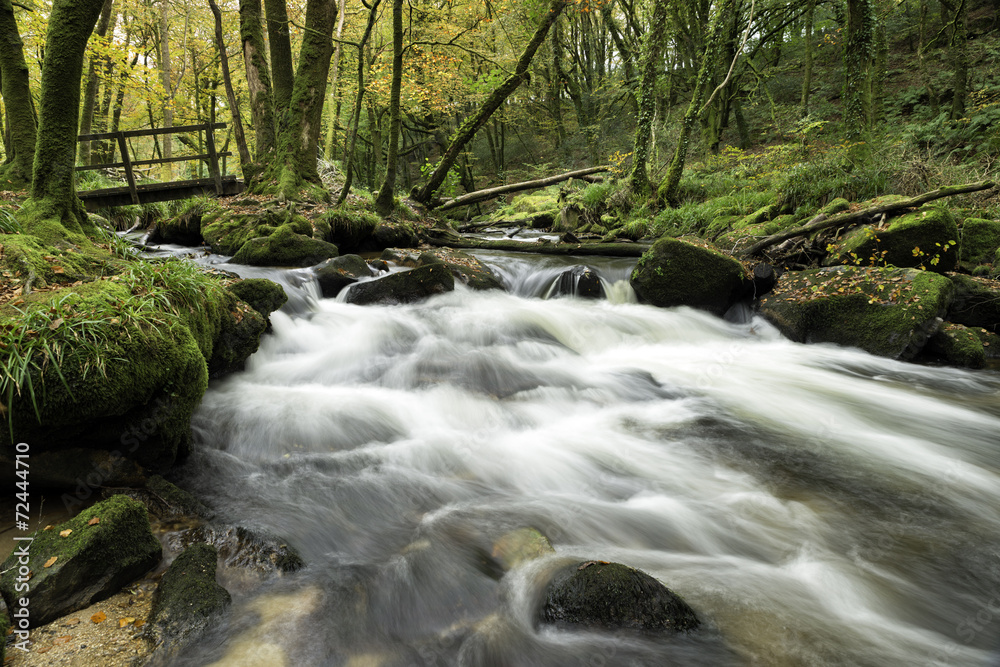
[436,166,610,211]
[742,180,996,257]
[423,234,649,257]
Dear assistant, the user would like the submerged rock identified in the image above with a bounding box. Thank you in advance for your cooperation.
[148,543,231,660]
[537,561,700,633]
[232,224,339,267]
[759,266,954,360]
[630,237,748,315]
[315,254,374,298]
[947,274,1000,333]
[0,495,162,628]
[168,525,304,575]
[550,265,604,299]
[491,527,555,570]
[922,323,987,369]
[345,264,455,305]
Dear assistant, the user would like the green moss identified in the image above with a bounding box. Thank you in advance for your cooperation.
[321,209,380,252]
[150,543,230,644]
[630,236,747,315]
[818,198,851,216]
[227,278,288,318]
[925,323,986,368]
[231,224,339,267]
[0,495,161,628]
[960,218,1000,266]
[760,266,955,360]
[827,206,959,272]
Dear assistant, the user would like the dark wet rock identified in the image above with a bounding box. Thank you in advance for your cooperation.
[0,495,161,628]
[747,262,778,299]
[550,265,604,299]
[824,205,959,273]
[759,266,954,360]
[416,249,504,291]
[345,264,455,305]
[150,208,206,246]
[107,475,212,521]
[373,221,420,249]
[315,254,374,298]
[227,278,288,321]
[921,323,987,369]
[168,525,304,575]
[947,274,1000,333]
[630,237,749,316]
[537,561,700,633]
[231,224,339,267]
[959,218,1000,267]
[0,447,145,492]
[148,543,230,660]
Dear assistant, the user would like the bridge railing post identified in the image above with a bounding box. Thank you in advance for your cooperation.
[116,133,140,205]
[205,126,223,195]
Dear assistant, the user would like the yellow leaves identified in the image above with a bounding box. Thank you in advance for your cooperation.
[91,611,107,624]
[88,516,100,526]
[44,556,58,568]
[59,529,73,538]
[119,617,136,628]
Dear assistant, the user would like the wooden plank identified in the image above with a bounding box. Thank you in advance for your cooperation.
[116,133,140,205]
[78,176,243,211]
[78,122,226,142]
[75,152,233,172]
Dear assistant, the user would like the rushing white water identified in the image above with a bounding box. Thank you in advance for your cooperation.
[175,254,1000,667]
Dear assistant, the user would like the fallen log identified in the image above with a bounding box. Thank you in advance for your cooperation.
[436,166,610,211]
[742,180,996,257]
[424,234,650,257]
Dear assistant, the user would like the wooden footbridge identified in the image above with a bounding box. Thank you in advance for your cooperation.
[76,122,243,211]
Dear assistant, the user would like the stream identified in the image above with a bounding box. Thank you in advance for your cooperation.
[146,242,1000,666]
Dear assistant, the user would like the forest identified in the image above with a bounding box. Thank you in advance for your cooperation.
[1,0,1000,664]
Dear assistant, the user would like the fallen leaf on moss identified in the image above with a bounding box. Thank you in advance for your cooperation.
[59,529,72,538]
[54,636,72,644]
[43,556,57,568]
[134,619,146,628]
[87,517,100,526]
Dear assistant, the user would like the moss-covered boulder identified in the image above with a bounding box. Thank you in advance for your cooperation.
[759,266,955,360]
[630,237,749,315]
[231,224,339,267]
[372,221,419,249]
[947,274,1000,333]
[149,199,219,246]
[960,218,1000,267]
[824,206,959,272]
[345,264,455,305]
[410,248,504,291]
[148,543,230,657]
[922,323,987,368]
[0,495,161,628]
[969,326,1000,359]
[315,254,374,298]
[537,561,700,633]
[322,210,380,252]
[226,277,288,320]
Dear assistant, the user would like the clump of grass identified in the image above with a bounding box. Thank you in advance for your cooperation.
[0,208,22,234]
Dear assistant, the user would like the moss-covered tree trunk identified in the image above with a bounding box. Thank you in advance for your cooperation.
[628,0,667,196]
[843,0,877,141]
[800,0,815,117]
[657,0,731,207]
[374,0,403,216]
[239,0,276,159]
[159,2,174,181]
[77,0,114,167]
[269,0,337,199]
[413,0,568,205]
[264,0,295,116]
[0,0,37,188]
[947,0,968,120]
[22,0,106,239]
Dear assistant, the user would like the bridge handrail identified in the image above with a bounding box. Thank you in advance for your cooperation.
[77,122,229,205]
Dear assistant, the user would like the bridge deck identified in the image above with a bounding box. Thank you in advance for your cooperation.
[78,175,244,211]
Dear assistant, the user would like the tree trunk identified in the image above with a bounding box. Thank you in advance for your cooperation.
[24,0,106,238]
[336,0,381,205]
[800,0,814,116]
[374,0,403,216]
[413,0,568,204]
[269,0,338,199]
[77,0,113,166]
[209,0,251,172]
[264,0,295,116]
[240,0,276,158]
[438,166,609,211]
[948,0,968,120]
[843,0,877,141]
[0,0,36,187]
[628,0,667,195]
[159,3,174,181]
[323,0,348,161]
[657,0,732,207]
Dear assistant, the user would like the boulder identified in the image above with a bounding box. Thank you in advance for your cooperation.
[345,264,455,305]
[110,474,212,521]
[414,249,504,291]
[630,237,749,315]
[227,278,288,321]
[922,323,987,369]
[315,254,374,298]
[947,274,1000,333]
[759,266,955,360]
[322,210,380,252]
[372,221,420,249]
[0,495,162,628]
[148,543,231,658]
[167,525,304,575]
[824,205,959,273]
[0,448,145,494]
[231,224,339,267]
[960,218,1000,267]
[548,265,604,299]
[537,561,700,633]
